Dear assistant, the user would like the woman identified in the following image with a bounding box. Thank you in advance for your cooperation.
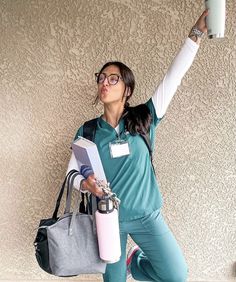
[67,10,208,282]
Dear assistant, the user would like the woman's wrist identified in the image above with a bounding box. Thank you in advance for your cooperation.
[80,179,89,193]
[188,26,204,45]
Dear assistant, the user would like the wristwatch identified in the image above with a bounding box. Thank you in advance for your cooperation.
[189,27,204,43]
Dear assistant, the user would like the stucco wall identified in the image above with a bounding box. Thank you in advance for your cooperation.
[0,0,235,281]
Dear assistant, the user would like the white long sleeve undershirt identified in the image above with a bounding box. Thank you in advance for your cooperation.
[152,38,199,118]
[66,152,85,190]
[67,38,199,191]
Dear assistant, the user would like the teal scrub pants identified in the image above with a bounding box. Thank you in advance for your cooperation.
[103,209,188,282]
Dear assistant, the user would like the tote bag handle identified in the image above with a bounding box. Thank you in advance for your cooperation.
[52,169,78,219]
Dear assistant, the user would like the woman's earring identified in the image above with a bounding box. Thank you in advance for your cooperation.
[126,89,131,97]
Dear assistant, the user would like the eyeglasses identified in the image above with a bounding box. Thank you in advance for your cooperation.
[95,73,123,85]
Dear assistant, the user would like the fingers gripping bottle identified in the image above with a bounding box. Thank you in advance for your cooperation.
[95,194,121,263]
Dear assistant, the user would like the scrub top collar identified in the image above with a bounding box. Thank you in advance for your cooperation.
[98,115,125,134]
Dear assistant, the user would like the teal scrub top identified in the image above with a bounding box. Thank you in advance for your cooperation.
[74,98,163,221]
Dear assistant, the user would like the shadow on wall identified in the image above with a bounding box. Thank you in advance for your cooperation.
[233,262,236,277]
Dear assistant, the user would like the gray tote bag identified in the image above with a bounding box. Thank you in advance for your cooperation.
[34,170,106,277]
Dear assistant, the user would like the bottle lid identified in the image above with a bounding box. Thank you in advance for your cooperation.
[98,197,114,213]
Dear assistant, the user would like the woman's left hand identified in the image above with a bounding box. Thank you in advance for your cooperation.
[194,9,208,33]
[189,10,209,44]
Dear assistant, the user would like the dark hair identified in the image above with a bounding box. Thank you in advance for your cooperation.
[95,61,152,135]
[124,104,152,135]
[94,61,135,108]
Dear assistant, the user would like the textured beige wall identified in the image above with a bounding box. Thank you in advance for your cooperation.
[0,0,235,281]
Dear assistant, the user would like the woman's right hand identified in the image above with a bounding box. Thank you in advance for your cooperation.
[81,174,105,198]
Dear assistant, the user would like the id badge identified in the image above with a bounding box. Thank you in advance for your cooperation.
[109,139,130,158]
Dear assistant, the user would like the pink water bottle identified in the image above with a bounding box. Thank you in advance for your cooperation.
[95,196,121,263]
